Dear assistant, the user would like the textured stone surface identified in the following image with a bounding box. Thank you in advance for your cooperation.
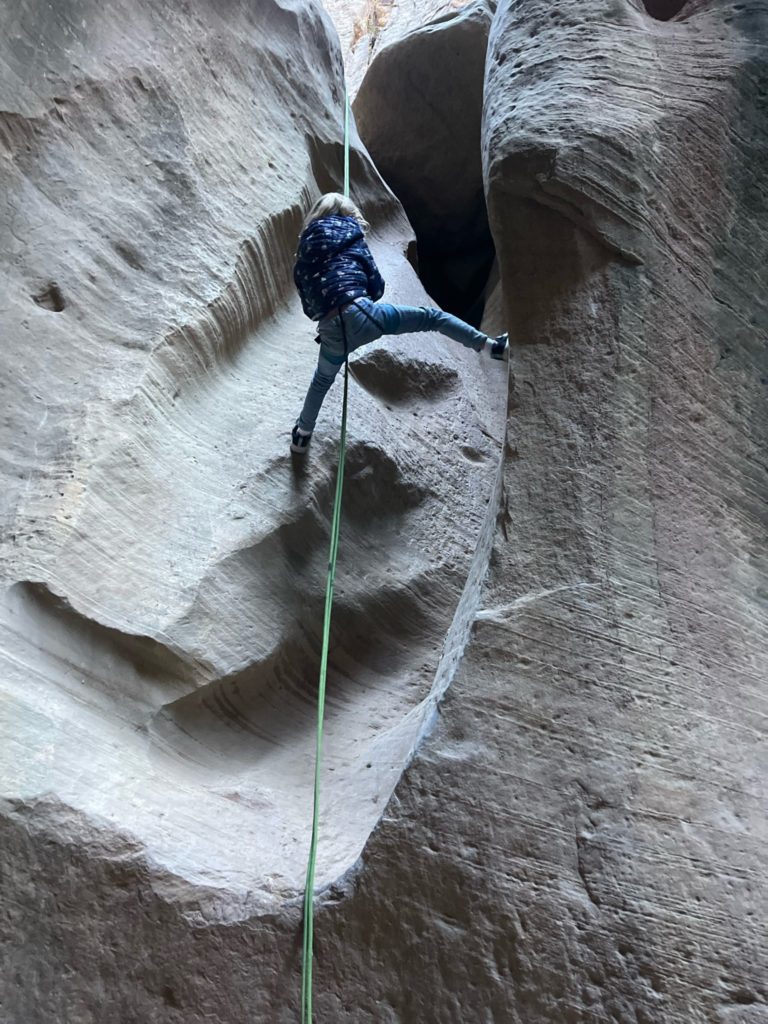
[2,0,767,1021]
[472,1,768,1016]
[0,0,505,919]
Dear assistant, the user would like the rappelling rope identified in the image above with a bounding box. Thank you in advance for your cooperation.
[300,85,352,1024]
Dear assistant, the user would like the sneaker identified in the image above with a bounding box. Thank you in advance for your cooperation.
[490,333,509,360]
[291,423,312,453]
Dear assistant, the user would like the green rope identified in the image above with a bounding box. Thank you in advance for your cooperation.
[300,86,351,1024]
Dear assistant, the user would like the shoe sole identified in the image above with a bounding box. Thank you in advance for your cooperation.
[490,333,509,360]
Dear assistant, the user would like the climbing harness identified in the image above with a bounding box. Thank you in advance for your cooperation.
[300,86,352,1024]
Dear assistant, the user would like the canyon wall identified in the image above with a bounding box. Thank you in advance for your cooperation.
[1,0,766,1021]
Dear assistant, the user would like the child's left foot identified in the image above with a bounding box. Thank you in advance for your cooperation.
[490,332,509,360]
[291,423,312,453]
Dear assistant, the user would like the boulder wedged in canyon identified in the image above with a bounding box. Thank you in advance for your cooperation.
[2,0,766,1021]
[353,1,497,320]
[321,0,476,95]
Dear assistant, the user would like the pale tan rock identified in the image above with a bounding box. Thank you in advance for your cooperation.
[473,1,768,1016]
[0,0,505,931]
[2,0,766,1021]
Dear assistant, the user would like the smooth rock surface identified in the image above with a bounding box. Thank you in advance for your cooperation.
[475,1,768,1015]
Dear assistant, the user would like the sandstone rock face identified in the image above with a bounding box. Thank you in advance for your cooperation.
[2,0,767,1022]
[321,0,474,95]
[471,1,768,1016]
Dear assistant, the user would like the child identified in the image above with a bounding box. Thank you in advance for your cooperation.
[291,192,508,453]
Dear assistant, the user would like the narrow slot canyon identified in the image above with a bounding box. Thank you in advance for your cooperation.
[1,0,766,1022]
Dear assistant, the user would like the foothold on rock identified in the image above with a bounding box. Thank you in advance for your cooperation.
[32,281,66,312]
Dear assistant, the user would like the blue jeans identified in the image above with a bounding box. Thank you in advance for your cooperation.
[297,298,489,432]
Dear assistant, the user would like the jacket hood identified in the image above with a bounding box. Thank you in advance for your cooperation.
[297,215,364,263]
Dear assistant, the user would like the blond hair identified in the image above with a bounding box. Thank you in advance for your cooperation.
[302,192,369,232]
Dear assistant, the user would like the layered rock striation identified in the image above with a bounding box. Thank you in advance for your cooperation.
[1,0,505,969]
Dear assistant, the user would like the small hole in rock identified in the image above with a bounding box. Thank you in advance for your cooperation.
[162,986,181,1009]
[405,239,419,274]
[32,282,66,312]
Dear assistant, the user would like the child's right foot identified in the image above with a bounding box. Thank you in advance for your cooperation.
[490,332,509,360]
[291,423,312,453]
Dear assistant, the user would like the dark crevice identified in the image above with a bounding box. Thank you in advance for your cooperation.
[32,281,66,311]
[362,175,496,327]
[642,0,688,20]
[416,227,497,326]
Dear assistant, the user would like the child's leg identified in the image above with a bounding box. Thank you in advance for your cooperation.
[369,301,489,351]
[297,352,343,432]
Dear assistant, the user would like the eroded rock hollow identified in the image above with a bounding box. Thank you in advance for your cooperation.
[1,0,766,1021]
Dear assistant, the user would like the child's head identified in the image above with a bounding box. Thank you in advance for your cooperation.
[303,192,368,231]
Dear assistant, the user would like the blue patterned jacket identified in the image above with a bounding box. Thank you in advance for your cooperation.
[293,215,385,321]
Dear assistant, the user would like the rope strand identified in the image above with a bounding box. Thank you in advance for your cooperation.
[300,85,352,1024]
